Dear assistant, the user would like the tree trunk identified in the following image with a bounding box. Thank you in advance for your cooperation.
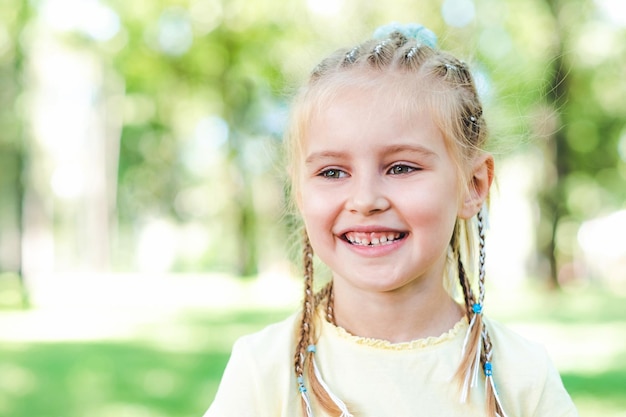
[541,0,572,289]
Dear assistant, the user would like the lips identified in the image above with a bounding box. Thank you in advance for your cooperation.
[342,231,407,246]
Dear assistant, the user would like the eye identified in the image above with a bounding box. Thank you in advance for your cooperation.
[319,168,347,179]
[388,164,418,175]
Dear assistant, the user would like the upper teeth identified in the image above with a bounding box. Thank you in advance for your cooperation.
[345,232,401,246]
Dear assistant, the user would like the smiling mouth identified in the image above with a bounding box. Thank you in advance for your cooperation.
[342,232,407,246]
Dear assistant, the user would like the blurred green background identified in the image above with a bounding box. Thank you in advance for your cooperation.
[0,0,625,416]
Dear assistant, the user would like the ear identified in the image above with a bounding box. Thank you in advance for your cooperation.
[458,153,494,219]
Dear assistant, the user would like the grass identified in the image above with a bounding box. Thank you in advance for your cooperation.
[0,305,292,417]
[0,342,226,417]
[0,281,624,417]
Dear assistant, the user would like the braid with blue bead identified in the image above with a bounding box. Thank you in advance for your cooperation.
[295,232,351,416]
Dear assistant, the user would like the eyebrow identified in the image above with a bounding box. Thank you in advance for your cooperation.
[304,144,439,165]
[305,151,347,165]
[382,144,439,160]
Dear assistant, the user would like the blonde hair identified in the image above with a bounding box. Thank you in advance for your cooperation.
[286,31,504,417]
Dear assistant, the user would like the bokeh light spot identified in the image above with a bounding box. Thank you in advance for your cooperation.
[442,0,475,28]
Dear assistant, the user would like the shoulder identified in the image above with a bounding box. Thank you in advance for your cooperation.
[484,317,548,361]
[484,317,579,417]
[228,310,301,379]
[205,311,302,417]
[484,317,556,382]
[483,317,553,394]
[234,310,300,355]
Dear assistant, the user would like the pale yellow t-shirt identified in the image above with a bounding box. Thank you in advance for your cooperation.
[205,308,578,417]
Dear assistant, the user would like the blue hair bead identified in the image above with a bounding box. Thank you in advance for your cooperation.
[307,344,316,353]
[484,361,493,376]
[297,376,307,392]
[472,303,483,314]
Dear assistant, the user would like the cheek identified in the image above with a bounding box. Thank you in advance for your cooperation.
[402,182,460,229]
[299,188,347,260]
[299,187,335,230]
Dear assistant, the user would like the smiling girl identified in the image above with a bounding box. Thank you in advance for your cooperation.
[205,23,578,417]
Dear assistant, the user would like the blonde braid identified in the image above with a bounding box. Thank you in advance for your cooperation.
[314,280,335,325]
[294,232,316,416]
[453,210,506,417]
[481,325,505,417]
[476,210,507,417]
[295,233,347,416]
[327,282,336,325]
[454,221,476,317]
[454,236,484,402]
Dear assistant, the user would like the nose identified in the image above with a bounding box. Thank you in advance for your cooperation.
[345,176,391,215]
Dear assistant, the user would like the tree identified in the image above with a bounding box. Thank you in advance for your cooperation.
[538,0,626,287]
[0,0,31,306]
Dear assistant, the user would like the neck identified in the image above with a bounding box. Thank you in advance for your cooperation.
[331,279,464,343]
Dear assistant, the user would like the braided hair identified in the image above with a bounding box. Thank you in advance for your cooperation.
[287,29,503,417]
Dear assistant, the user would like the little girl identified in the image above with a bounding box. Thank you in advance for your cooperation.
[205,23,578,417]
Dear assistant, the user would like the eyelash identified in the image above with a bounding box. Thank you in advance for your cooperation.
[318,164,419,179]
[387,164,419,175]
[319,168,346,179]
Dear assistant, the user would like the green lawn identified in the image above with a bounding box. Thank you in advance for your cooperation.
[0,285,624,417]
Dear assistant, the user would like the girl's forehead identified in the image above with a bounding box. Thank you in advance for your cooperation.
[306,77,441,137]
[304,91,448,158]
[310,90,422,130]
[307,69,444,119]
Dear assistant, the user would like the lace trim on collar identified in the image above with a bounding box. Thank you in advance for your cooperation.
[321,313,468,351]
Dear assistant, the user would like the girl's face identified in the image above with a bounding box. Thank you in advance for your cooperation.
[298,84,479,295]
